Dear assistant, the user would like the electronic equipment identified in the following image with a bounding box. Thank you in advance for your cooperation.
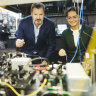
[56,24,67,36]
[0,52,95,96]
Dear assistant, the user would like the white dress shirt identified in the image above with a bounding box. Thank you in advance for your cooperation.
[71,25,81,47]
[34,22,43,44]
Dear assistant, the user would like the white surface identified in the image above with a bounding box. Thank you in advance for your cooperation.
[72,0,82,3]
[57,24,67,34]
[0,0,64,6]
[66,63,90,92]
[11,57,32,71]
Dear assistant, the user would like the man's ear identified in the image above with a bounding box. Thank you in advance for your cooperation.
[31,12,32,15]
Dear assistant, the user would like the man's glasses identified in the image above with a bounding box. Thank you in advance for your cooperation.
[67,15,78,21]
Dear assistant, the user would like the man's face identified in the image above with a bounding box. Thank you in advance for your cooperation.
[31,7,44,26]
[3,20,8,27]
[67,11,79,28]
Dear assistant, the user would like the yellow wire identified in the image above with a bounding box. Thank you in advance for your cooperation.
[0,6,7,8]
[0,82,21,96]
[0,78,47,96]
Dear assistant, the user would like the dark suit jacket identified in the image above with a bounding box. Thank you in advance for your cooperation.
[0,25,10,41]
[15,15,56,60]
[61,24,93,62]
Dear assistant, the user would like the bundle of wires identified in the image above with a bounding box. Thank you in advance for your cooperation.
[70,0,84,63]
[0,78,47,96]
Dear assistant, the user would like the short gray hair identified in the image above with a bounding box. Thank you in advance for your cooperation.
[31,3,45,12]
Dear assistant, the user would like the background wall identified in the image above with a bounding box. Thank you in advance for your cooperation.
[50,15,96,27]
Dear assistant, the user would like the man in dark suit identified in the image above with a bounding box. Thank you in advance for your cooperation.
[15,3,56,64]
[0,20,11,49]
[59,7,93,63]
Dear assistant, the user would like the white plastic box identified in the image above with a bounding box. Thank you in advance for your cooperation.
[66,63,90,92]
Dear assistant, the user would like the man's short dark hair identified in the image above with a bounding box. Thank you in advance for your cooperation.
[66,6,78,17]
[31,3,45,12]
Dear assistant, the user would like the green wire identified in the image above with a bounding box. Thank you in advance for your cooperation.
[48,87,53,89]
[62,91,70,95]
[59,79,63,85]
[48,91,70,95]
[48,78,54,82]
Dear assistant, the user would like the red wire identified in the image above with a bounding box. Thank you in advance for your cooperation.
[33,65,48,71]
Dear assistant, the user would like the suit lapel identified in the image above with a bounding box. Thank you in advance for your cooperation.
[69,29,76,47]
[29,18,35,44]
[79,26,83,47]
[37,24,44,44]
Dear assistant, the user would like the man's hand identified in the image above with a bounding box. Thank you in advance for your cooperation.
[1,30,4,32]
[16,39,25,47]
[41,60,48,64]
[59,49,66,56]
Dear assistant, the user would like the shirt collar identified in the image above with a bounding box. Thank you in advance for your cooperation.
[71,25,82,31]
